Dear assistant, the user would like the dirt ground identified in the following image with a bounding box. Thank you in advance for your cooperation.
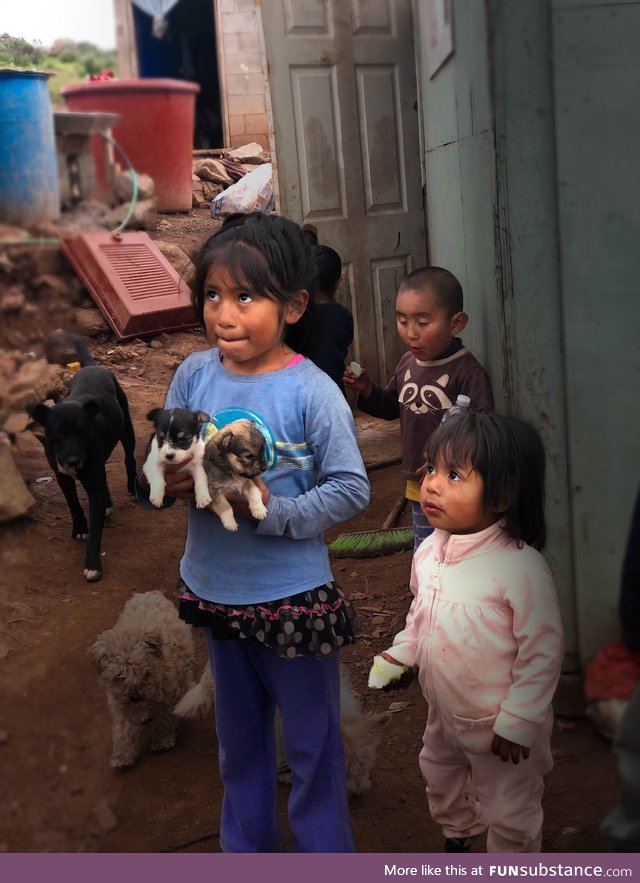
[0,209,620,854]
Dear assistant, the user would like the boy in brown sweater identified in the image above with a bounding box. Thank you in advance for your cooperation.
[344,266,493,549]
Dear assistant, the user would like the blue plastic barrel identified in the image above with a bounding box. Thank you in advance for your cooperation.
[0,69,59,225]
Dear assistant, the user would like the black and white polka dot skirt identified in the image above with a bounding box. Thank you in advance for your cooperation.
[176,578,360,658]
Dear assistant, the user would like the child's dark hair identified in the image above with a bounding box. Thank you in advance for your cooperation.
[313,245,342,298]
[191,212,317,354]
[302,223,319,246]
[399,266,463,317]
[425,411,547,549]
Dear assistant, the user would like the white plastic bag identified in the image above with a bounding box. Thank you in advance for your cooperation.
[130,0,180,37]
[211,163,274,218]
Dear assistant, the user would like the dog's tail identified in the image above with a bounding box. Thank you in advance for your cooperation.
[44,329,96,368]
[74,336,96,367]
[173,661,213,718]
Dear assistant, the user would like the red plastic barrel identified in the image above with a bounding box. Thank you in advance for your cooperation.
[61,79,199,212]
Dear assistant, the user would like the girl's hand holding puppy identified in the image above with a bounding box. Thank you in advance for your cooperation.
[224,476,270,521]
[136,462,195,500]
[162,458,270,521]
[163,456,196,499]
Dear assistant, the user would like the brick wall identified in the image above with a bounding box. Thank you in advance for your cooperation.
[218,0,270,150]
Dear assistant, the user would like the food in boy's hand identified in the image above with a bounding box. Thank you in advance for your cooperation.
[350,361,362,377]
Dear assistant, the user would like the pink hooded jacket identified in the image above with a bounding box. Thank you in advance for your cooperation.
[388,520,563,748]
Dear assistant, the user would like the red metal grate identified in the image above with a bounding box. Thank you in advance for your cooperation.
[61,231,199,339]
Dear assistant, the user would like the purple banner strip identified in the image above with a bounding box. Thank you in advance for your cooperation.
[1,853,639,883]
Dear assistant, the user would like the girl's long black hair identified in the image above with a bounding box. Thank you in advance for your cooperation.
[425,411,547,549]
[191,212,317,355]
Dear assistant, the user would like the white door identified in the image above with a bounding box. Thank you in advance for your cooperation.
[261,0,425,384]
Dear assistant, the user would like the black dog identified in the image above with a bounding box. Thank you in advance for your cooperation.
[28,349,137,582]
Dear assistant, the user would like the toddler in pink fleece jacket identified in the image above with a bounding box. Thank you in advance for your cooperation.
[369,411,563,853]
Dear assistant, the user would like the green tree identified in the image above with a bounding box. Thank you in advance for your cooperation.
[0,35,44,68]
[0,35,118,104]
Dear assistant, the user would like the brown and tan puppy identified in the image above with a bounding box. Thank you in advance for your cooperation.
[202,418,268,530]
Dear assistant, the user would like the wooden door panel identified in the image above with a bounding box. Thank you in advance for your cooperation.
[283,0,330,32]
[351,0,394,35]
[262,0,425,385]
[291,67,346,219]
[356,65,406,213]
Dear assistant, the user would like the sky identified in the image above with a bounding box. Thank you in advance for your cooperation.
[3,0,117,50]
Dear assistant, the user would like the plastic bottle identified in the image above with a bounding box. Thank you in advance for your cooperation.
[441,394,471,423]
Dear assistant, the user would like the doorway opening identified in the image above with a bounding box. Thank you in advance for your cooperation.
[132,0,223,149]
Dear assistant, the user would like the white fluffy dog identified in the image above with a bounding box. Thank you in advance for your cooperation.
[174,660,387,798]
[89,591,197,769]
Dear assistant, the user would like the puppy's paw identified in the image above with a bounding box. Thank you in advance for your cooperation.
[110,753,138,770]
[150,733,177,753]
[195,493,212,509]
[250,502,268,520]
[220,514,239,531]
[84,568,102,582]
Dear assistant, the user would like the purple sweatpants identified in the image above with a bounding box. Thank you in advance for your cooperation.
[205,630,354,853]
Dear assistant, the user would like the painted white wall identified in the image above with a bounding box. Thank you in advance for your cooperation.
[414,0,577,664]
[552,0,640,663]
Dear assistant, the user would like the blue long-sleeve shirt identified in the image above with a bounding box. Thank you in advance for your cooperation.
[164,348,370,605]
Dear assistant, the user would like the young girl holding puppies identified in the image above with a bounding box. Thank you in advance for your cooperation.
[152,213,369,852]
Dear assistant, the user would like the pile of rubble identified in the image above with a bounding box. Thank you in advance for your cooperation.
[0,211,204,523]
[0,349,70,428]
[191,142,269,209]
[0,144,266,520]
[0,225,109,522]
[46,141,270,230]
[106,167,158,231]
[0,225,107,355]
[0,340,75,525]
[0,226,197,393]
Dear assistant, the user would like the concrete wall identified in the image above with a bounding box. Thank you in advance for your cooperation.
[551,0,640,663]
[414,0,577,664]
[489,2,576,664]
[217,0,270,150]
[114,0,271,150]
[414,0,497,384]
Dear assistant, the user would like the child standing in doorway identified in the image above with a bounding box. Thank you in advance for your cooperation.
[343,266,493,550]
[306,244,354,393]
[142,212,370,852]
[369,411,563,853]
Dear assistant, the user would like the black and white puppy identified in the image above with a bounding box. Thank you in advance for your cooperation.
[28,365,137,582]
[143,408,212,509]
[202,419,268,531]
